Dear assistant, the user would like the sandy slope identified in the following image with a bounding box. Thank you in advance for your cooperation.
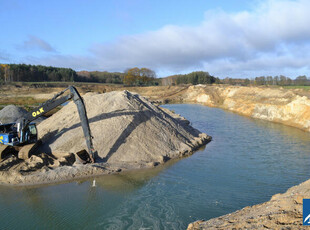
[188,179,310,229]
[181,85,310,132]
[0,91,211,185]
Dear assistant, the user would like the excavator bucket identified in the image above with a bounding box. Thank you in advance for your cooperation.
[75,149,94,164]
[17,140,42,160]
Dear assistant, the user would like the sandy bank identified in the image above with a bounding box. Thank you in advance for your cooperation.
[188,178,310,229]
[130,85,310,132]
[0,91,211,185]
[180,85,310,132]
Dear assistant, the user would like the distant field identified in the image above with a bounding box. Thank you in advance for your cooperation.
[282,85,310,90]
[0,82,126,110]
[0,97,45,110]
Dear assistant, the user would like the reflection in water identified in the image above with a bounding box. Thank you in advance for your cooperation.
[0,159,181,229]
[251,114,308,146]
[0,104,309,229]
[92,161,177,192]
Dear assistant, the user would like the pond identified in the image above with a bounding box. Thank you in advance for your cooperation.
[1,104,310,229]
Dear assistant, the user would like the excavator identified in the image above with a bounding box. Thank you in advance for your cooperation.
[0,86,96,163]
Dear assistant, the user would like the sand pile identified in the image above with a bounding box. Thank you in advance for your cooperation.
[0,105,28,124]
[37,90,210,165]
[0,105,44,124]
[0,91,211,185]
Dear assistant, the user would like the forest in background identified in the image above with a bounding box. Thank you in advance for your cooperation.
[1,63,310,87]
[0,64,158,86]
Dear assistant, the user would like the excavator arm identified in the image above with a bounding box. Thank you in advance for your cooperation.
[20,86,96,162]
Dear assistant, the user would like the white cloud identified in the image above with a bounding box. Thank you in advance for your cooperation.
[26,0,310,78]
[18,35,56,52]
[85,0,310,77]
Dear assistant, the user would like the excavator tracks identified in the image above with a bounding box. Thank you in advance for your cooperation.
[0,145,10,160]
[17,140,42,160]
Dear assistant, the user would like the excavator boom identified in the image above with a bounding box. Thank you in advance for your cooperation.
[1,86,96,162]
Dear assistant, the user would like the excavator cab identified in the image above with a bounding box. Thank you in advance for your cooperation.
[0,122,37,146]
[0,122,39,160]
[0,123,16,145]
[23,123,38,144]
[0,85,96,162]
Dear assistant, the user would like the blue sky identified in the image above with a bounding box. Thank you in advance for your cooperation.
[1,0,310,78]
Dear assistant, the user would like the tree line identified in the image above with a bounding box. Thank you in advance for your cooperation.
[0,64,218,86]
[162,71,219,86]
[1,63,310,87]
[222,75,310,86]
[76,70,124,84]
[0,64,77,83]
[0,64,159,86]
[77,67,160,86]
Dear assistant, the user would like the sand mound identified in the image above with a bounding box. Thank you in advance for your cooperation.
[0,91,211,185]
[37,91,210,165]
[0,105,45,124]
[0,105,28,124]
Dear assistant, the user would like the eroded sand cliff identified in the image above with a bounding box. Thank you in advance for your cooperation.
[164,85,310,132]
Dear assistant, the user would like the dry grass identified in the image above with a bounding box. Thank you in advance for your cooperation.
[0,97,46,110]
[283,85,310,90]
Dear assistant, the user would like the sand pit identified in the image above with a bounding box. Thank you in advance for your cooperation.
[0,91,211,185]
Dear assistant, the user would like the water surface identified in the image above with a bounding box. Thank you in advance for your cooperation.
[1,104,310,229]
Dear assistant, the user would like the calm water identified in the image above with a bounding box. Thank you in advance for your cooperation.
[1,104,310,229]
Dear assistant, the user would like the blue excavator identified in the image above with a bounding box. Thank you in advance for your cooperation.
[0,86,96,163]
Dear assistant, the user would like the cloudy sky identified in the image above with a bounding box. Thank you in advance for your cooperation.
[1,0,310,78]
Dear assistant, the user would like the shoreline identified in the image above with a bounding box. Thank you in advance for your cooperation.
[0,84,309,228]
[0,139,211,187]
[188,178,310,229]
